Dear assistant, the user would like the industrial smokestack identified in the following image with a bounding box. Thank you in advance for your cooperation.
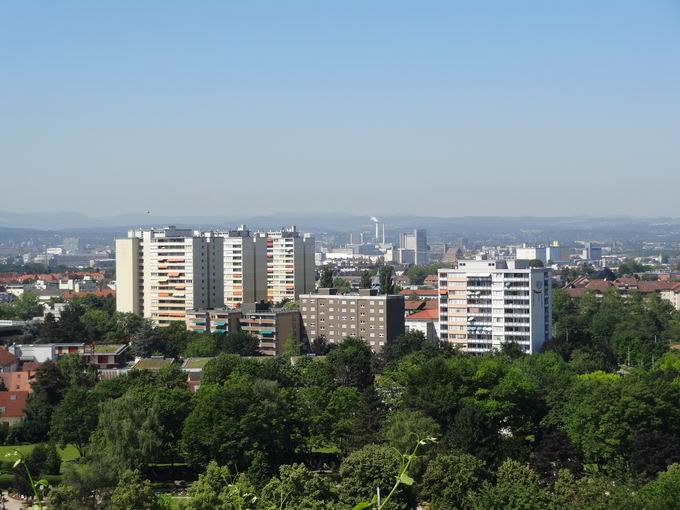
[382,223,385,244]
[371,217,379,241]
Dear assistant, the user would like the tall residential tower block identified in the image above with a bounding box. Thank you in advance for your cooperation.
[116,226,316,325]
[438,259,551,354]
[214,226,267,307]
[116,227,224,326]
[263,226,315,303]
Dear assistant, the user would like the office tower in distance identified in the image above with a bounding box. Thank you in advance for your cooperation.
[215,226,267,307]
[400,229,428,265]
[262,226,315,303]
[582,242,602,261]
[116,227,224,326]
[62,237,83,254]
[516,245,547,264]
[438,259,551,354]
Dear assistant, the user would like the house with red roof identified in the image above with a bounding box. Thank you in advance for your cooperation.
[0,349,18,373]
[405,308,439,341]
[564,277,680,310]
[0,391,29,427]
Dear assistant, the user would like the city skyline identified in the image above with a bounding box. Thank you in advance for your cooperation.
[3,1,680,217]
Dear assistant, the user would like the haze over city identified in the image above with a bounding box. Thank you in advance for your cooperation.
[3,1,680,217]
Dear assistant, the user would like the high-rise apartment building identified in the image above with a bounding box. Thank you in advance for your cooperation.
[400,229,428,265]
[438,259,551,354]
[117,226,316,322]
[262,227,315,303]
[116,227,224,326]
[215,226,267,307]
[299,288,405,352]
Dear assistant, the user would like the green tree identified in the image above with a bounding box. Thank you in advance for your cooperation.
[405,263,447,286]
[470,459,551,510]
[81,308,114,340]
[639,463,680,510]
[420,452,487,510]
[182,461,256,510]
[338,444,409,510]
[8,292,44,320]
[50,386,99,455]
[360,270,372,289]
[182,376,299,470]
[319,266,334,288]
[332,276,352,294]
[260,463,337,509]
[381,409,440,454]
[110,470,161,510]
[379,265,395,294]
[322,386,361,452]
[91,390,164,472]
[326,336,374,390]
[201,354,243,385]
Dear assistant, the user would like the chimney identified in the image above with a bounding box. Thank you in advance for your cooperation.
[382,223,385,244]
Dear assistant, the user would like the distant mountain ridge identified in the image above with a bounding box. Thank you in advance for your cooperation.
[1,211,680,242]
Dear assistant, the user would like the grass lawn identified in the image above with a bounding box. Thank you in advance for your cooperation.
[0,444,80,466]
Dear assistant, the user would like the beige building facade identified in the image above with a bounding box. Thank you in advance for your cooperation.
[299,289,405,352]
[116,227,224,326]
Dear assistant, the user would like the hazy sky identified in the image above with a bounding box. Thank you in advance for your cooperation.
[2,1,680,217]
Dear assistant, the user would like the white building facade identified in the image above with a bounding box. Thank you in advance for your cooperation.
[438,259,552,354]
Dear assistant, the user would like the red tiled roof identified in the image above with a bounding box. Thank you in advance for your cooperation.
[0,349,17,368]
[0,391,29,417]
[584,280,614,293]
[422,300,439,310]
[17,274,59,282]
[0,273,19,282]
[404,300,426,311]
[405,308,438,321]
[21,362,42,372]
[62,288,115,300]
[565,288,587,298]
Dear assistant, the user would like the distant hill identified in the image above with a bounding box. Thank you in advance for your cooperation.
[1,211,680,245]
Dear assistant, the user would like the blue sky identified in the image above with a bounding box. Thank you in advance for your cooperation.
[2,1,680,217]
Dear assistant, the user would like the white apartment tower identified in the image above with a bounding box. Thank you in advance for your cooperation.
[215,226,267,307]
[438,259,551,354]
[116,227,224,326]
[261,226,315,304]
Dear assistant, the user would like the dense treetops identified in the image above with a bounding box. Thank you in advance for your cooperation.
[3,288,680,508]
